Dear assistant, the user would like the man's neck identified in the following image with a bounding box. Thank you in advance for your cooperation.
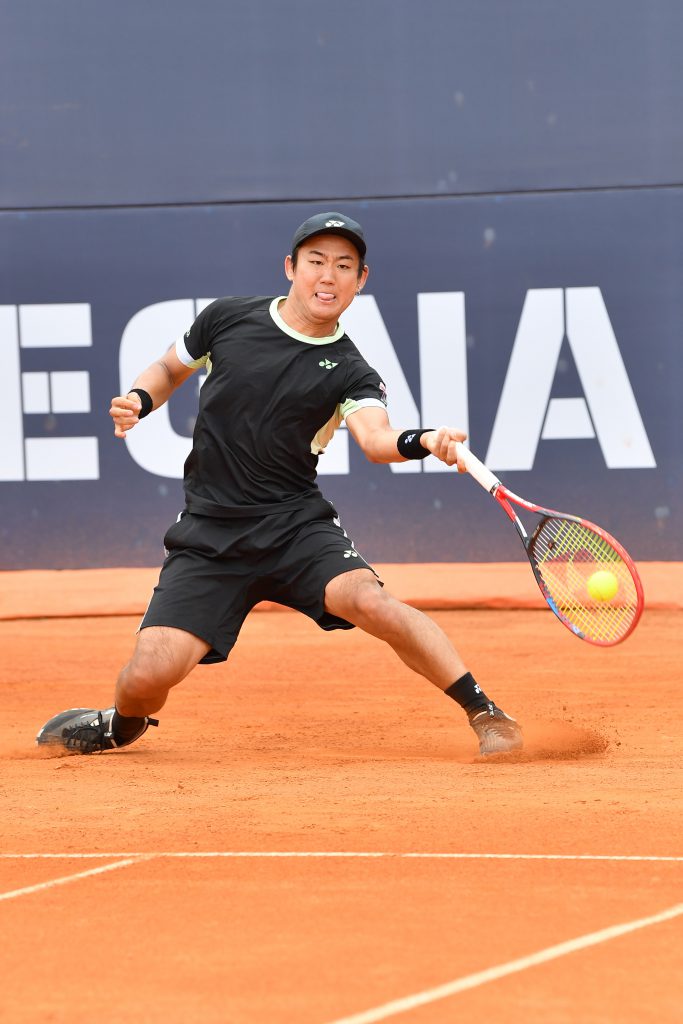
[277,296,338,339]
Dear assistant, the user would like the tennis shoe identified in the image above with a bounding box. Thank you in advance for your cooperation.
[36,707,158,754]
[469,703,523,756]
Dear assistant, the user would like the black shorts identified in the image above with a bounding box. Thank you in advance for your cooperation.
[140,501,381,663]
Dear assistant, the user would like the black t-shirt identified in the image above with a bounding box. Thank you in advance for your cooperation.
[175,296,388,516]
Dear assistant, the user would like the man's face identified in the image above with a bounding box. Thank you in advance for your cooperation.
[285,234,368,325]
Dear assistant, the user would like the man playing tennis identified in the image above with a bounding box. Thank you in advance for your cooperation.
[37,212,522,757]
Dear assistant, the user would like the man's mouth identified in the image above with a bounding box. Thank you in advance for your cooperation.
[315,292,336,303]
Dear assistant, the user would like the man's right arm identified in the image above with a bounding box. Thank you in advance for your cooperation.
[109,343,197,439]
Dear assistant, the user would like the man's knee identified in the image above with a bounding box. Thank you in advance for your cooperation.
[352,581,393,624]
[326,571,395,627]
[117,626,207,700]
[118,653,168,703]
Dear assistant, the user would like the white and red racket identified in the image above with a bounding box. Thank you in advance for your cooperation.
[457,445,644,646]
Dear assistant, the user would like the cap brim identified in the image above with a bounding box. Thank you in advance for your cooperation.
[293,227,366,261]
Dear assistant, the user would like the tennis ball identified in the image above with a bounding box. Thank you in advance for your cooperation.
[587,570,618,602]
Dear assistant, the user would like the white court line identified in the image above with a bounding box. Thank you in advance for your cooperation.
[0,852,682,861]
[324,902,683,1024]
[0,858,143,903]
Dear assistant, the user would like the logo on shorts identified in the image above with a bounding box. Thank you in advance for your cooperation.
[319,358,338,370]
[343,549,359,558]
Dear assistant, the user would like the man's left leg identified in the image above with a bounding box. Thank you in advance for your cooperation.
[324,569,522,755]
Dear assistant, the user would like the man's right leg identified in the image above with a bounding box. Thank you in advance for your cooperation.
[116,625,211,717]
[36,626,210,754]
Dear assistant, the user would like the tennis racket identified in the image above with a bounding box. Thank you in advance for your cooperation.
[456,444,644,646]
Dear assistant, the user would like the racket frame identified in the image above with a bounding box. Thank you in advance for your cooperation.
[456,444,645,646]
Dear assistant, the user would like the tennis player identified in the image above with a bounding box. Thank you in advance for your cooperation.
[36,212,522,757]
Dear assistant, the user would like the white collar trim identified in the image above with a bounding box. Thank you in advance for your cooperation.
[269,296,344,345]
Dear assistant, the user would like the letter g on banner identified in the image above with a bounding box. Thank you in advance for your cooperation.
[119,299,212,477]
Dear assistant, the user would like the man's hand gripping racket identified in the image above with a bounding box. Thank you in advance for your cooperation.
[456,444,644,646]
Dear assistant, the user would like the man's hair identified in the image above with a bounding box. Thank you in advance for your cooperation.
[291,243,365,279]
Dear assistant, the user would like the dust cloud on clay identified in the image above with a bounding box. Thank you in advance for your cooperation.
[475,719,610,764]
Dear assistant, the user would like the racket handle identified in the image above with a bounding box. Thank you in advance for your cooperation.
[456,443,501,493]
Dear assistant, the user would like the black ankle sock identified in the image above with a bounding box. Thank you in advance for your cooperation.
[444,673,492,717]
[111,709,146,744]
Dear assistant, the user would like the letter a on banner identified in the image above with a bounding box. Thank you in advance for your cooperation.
[485,287,655,470]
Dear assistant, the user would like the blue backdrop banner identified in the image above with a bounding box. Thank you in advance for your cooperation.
[2,2,681,568]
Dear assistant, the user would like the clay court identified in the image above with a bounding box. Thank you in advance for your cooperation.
[1,564,681,1023]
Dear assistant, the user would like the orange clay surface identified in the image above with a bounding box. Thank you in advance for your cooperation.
[1,565,682,1024]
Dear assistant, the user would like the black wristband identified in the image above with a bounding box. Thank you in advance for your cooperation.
[397,429,432,460]
[128,388,153,419]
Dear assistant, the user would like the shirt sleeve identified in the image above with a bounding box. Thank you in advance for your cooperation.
[339,361,388,421]
[174,300,219,369]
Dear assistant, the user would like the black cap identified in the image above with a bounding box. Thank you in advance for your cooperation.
[291,212,366,261]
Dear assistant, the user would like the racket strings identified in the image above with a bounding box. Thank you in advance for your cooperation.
[530,518,639,644]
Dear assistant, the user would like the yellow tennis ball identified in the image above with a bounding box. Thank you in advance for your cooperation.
[587,570,618,602]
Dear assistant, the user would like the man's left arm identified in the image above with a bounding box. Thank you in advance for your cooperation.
[345,406,467,469]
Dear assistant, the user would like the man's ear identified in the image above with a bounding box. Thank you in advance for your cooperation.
[284,254,295,282]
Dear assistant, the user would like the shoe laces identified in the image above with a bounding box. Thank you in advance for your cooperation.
[64,712,109,753]
[470,704,517,734]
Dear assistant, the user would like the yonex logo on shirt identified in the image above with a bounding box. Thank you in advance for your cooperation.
[319,358,338,370]
[343,549,359,558]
